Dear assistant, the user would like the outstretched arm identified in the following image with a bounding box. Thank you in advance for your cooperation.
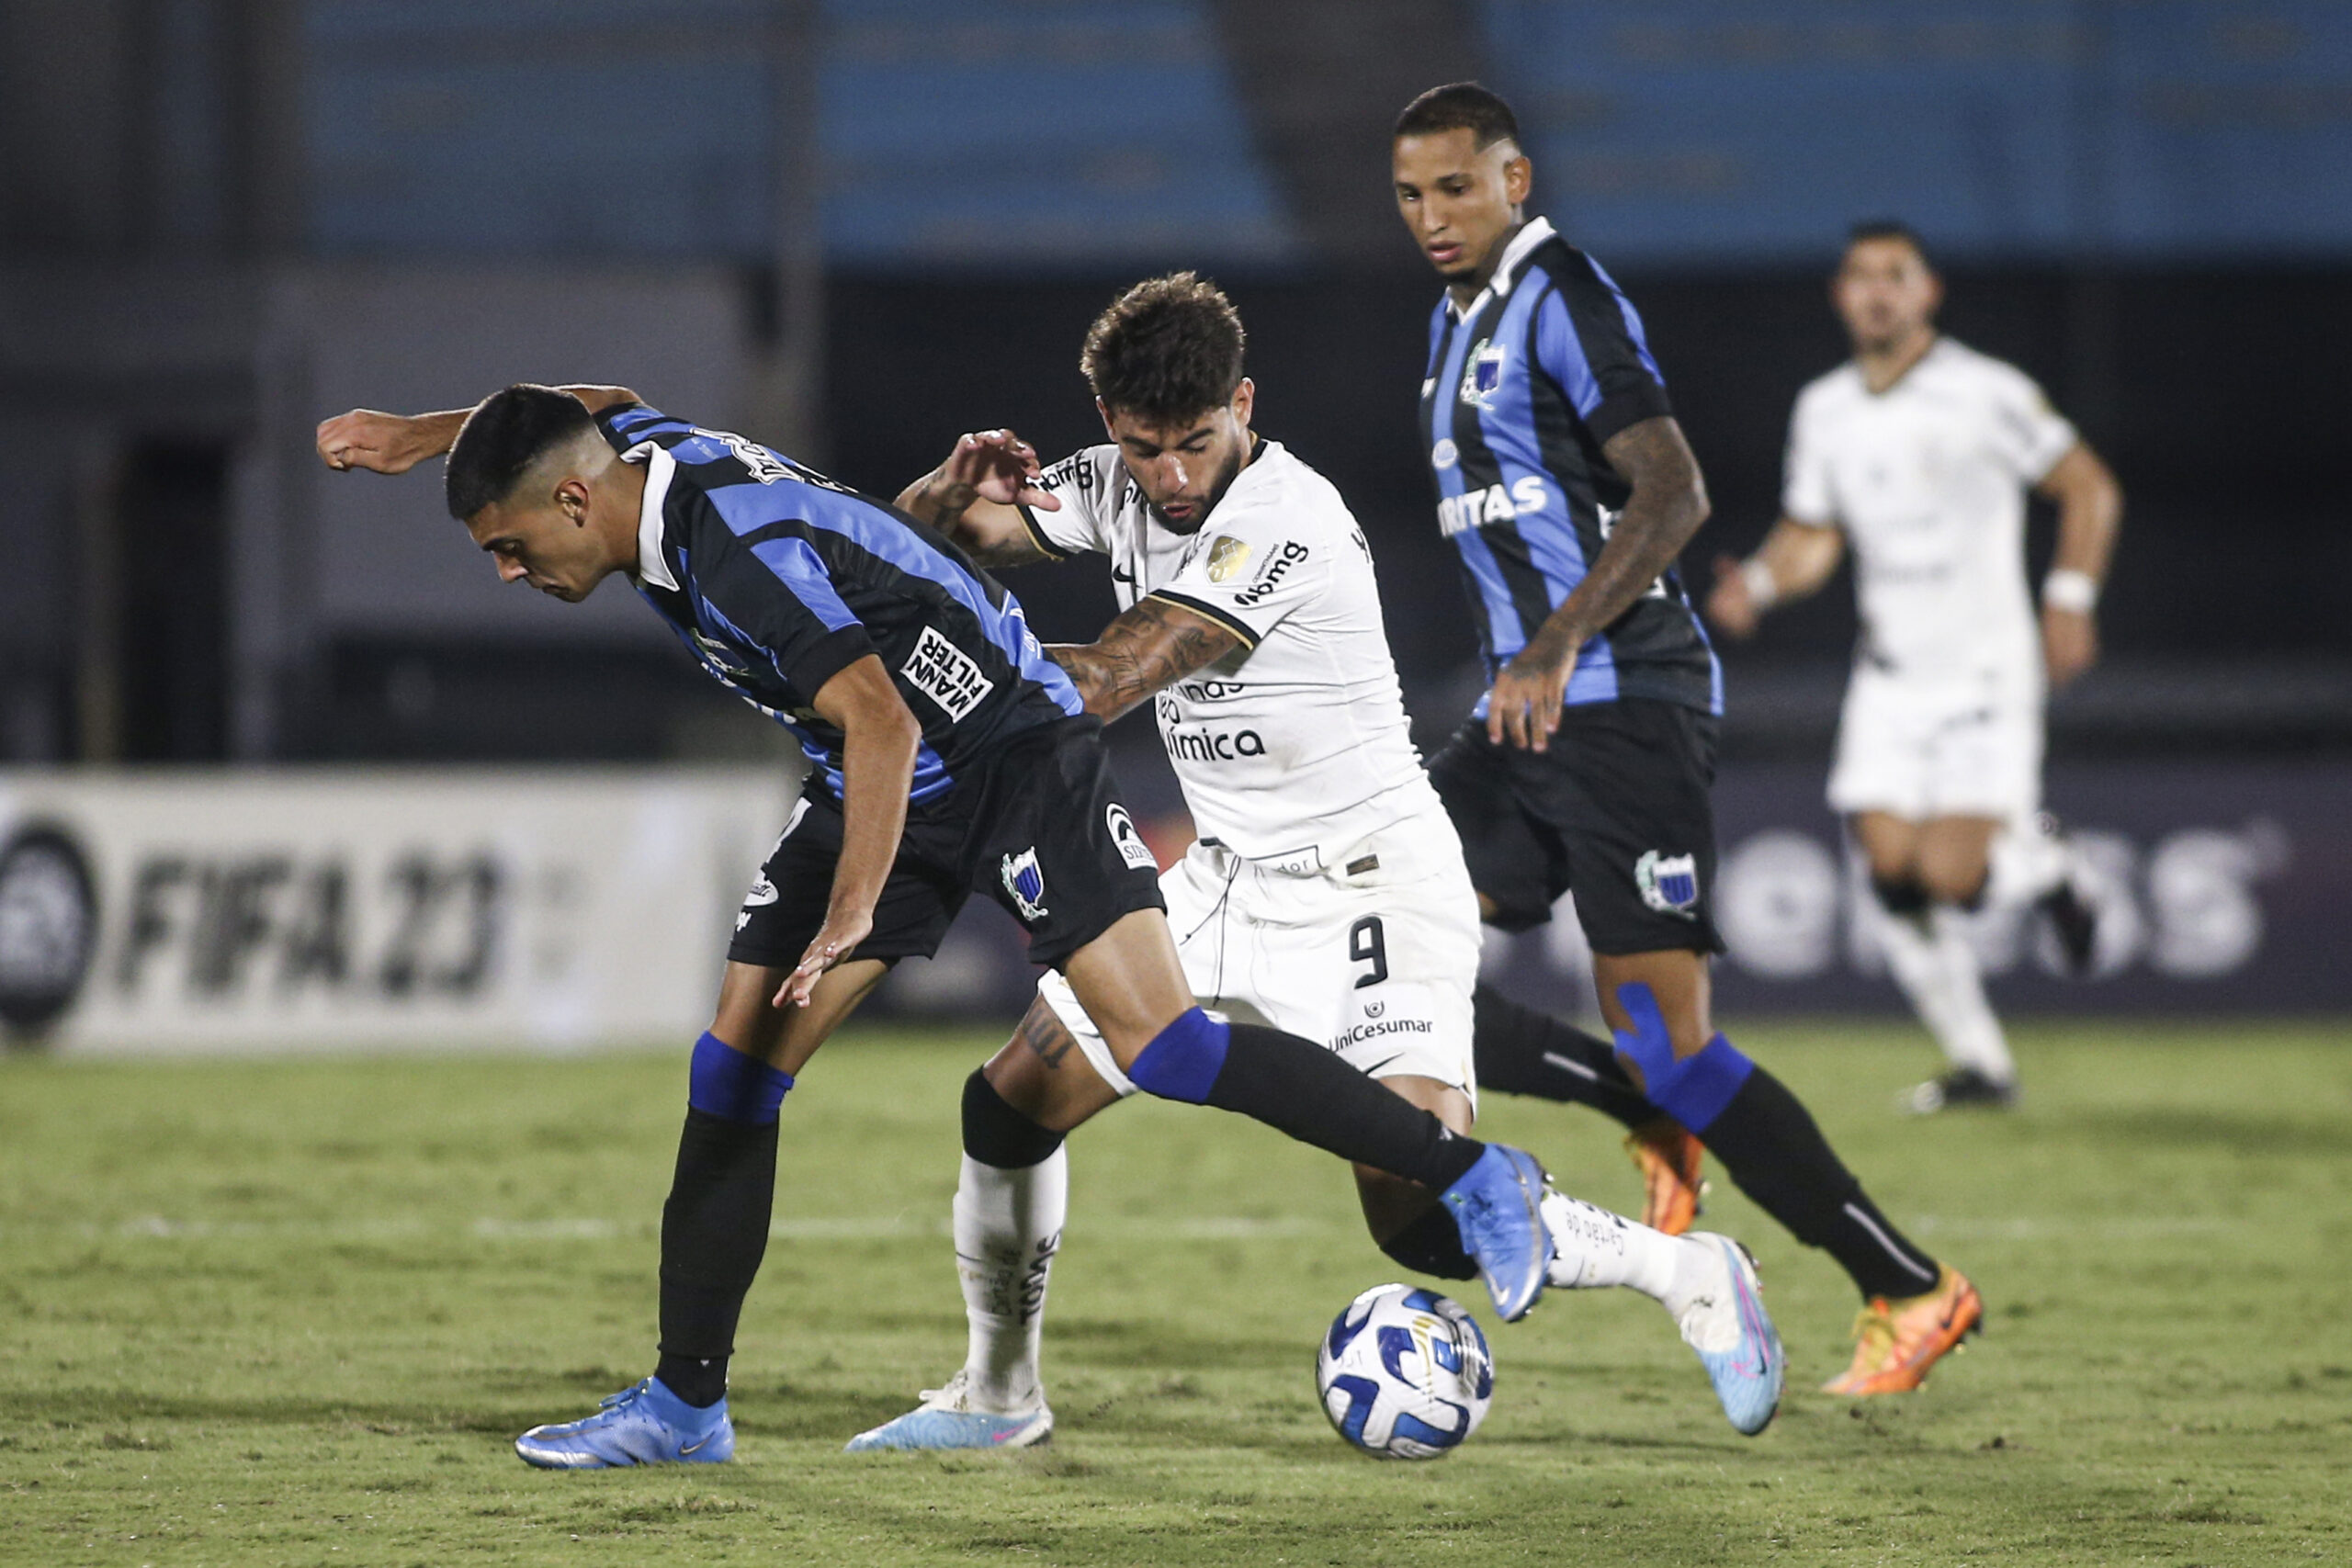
[895,428,1063,570]
[2035,442,2123,688]
[315,385,640,475]
[1487,413,1710,750]
[1704,517,1846,638]
[1047,596,1241,725]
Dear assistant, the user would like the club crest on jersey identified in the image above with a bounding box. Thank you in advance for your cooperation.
[900,626,993,722]
[1459,340,1508,410]
[1001,848,1049,922]
[1636,851,1701,918]
[1105,804,1158,871]
[1205,536,1252,582]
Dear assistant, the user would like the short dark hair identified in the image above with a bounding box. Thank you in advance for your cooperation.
[444,384,596,520]
[1846,219,1932,267]
[1394,82,1521,151]
[1080,273,1247,426]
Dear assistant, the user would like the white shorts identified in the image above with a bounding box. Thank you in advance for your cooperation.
[1826,665,2043,824]
[1038,803,1483,1107]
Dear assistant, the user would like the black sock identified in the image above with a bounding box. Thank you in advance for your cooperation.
[1376,1201,1479,1281]
[1472,983,1658,1132]
[1206,1023,1485,1190]
[652,1108,779,1407]
[1698,1067,1942,1300]
[961,1067,1065,1168]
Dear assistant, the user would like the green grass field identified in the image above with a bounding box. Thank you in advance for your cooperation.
[3,1021,2347,1566]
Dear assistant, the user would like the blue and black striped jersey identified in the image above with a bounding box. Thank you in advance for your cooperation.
[1420,218,1721,716]
[598,402,1083,803]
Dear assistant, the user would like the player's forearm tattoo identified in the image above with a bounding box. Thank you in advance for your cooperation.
[1529,416,1709,660]
[1047,599,1239,724]
[1016,1004,1078,1070]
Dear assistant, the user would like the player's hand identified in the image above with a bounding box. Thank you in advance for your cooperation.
[775,908,876,1009]
[317,411,434,475]
[1704,553,1761,638]
[939,429,1060,512]
[1486,635,1580,752]
[2041,604,2098,689]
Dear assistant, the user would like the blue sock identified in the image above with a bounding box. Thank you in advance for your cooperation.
[1125,1007,1229,1104]
[1609,983,1753,1134]
[686,1031,796,1125]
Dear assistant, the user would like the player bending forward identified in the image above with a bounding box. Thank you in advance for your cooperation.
[316,385,1564,1470]
[842,275,1784,1452]
[1707,221,2123,1112]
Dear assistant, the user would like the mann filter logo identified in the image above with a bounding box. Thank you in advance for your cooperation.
[1637,851,1702,918]
[0,822,98,1035]
[1438,477,1551,537]
[1205,536,1252,582]
[901,626,993,721]
[1459,340,1508,410]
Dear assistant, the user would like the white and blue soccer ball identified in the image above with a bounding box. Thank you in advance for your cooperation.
[1316,1283,1494,1460]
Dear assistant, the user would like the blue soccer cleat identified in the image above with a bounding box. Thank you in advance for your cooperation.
[844,1372,1053,1452]
[1676,1233,1786,1436]
[514,1377,735,1469]
[1440,1144,1555,1323]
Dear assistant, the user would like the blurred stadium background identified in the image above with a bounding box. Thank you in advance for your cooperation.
[4,0,2348,1053]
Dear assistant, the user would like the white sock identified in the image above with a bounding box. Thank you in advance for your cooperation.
[1987,818,2069,908]
[953,1148,1066,1413]
[1878,908,2016,1083]
[1542,1190,1681,1300]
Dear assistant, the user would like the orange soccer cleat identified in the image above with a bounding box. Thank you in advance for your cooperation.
[1822,1266,1984,1396]
[1623,1117,1706,1236]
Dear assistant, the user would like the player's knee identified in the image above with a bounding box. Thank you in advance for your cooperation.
[961,1067,1066,1169]
[1917,859,1989,908]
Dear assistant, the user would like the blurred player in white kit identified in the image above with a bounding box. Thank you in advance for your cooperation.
[1708,221,2123,1111]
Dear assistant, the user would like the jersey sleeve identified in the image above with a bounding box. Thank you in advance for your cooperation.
[1780,387,1839,527]
[1532,255,1676,446]
[1985,364,2079,483]
[699,530,878,701]
[1017,446,1116,559]
[1147,495,1325,650]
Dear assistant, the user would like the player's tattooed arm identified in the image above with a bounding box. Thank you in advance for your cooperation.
[1486,414,1710,750]
[317,386,640,476]
[1046,597,1240,725]
[896,429,1062,570]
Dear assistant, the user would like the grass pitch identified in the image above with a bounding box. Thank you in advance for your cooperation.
[2,1021,2347,1566]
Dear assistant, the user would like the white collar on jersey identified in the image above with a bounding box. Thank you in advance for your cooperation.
[1446,215,1558,322]
[623,440,682,592]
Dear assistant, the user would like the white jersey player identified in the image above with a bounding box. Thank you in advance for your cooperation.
[849,274,1787,1450]
[1708,222,2123,1111]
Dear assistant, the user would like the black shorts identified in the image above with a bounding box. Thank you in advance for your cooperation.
[729,715,1165,974]
[1428,698,1724,956]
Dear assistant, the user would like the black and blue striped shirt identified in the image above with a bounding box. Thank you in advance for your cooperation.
[600,402,1082,803]
[1420,218,1721,716]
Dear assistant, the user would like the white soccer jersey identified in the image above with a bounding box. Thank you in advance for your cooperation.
[1021,438,1439,865]
[1783,337,2077,683]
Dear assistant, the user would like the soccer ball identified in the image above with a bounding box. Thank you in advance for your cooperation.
[1315,1283,1494,1460]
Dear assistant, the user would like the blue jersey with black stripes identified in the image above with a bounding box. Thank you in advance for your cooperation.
[597,402,1082,803]
[1420,218,1721,716]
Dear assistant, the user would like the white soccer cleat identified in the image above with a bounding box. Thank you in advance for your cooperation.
[843,1371,1054,1452]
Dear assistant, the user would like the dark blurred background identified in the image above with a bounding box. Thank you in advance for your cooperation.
[4,0,2347,773]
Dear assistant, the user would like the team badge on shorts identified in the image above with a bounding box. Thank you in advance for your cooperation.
[1635,851,1701,918]
[1002,847,1049,922]
[1104,804,1158,871]
[1205,536,1252,582]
